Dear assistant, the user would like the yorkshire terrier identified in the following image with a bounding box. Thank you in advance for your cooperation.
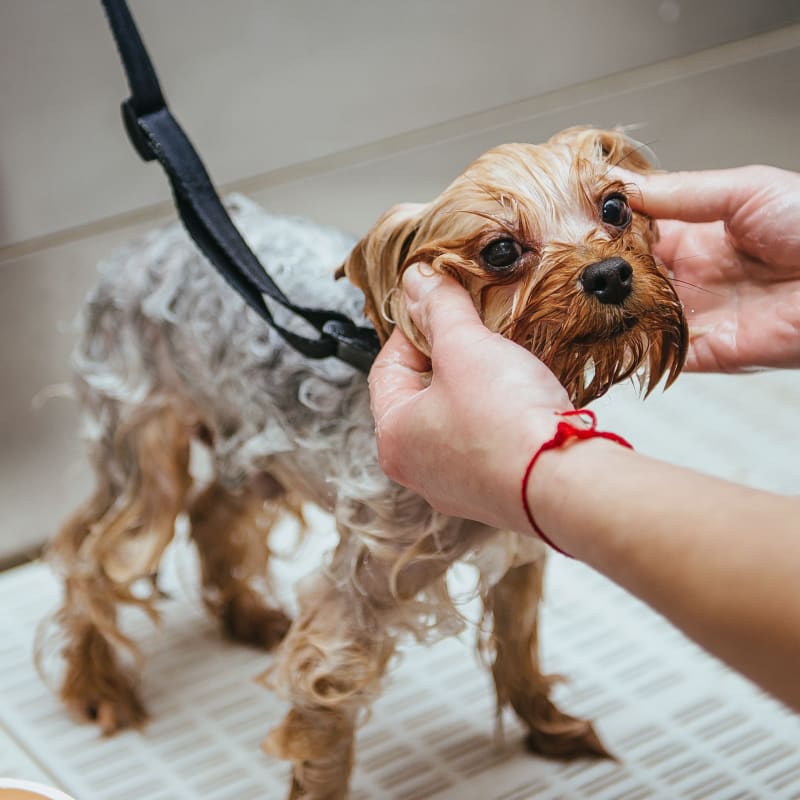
[42,127,686,798]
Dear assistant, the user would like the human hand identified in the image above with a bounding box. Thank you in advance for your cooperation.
[619,165,800,372]
[369,264,572,533]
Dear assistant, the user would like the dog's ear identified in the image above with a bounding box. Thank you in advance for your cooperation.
[596,128,657,173]
[336,202,425,344]
[549,126,657,174]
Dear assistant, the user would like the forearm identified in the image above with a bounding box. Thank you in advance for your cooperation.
[528,439,800,709]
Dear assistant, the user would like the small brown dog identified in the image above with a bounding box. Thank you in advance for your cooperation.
[43,127,686,798]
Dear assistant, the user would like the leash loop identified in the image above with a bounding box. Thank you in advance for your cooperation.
[100,0,380,372]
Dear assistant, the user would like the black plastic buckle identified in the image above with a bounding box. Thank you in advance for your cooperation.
[121,99,158,162]
[321,320,381,373]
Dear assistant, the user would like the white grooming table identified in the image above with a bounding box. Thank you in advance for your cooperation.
[1,371,799,799]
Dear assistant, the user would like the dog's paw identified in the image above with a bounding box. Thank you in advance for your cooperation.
[59,624,147,735]
[220,590,291,651]
[64,690,147,736]
[60,663,146,735]
[263,709,354,799]
[524,699,611,760]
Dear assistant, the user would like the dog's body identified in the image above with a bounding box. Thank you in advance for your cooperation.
[45,128,687,798]
[73,199,371,511]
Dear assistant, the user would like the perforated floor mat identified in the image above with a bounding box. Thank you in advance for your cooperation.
[0,546,797,800]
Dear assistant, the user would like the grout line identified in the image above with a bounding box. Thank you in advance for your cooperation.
[1,22,798,266]
[0,200,177,267]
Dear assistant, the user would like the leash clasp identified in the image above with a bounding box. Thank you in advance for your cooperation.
[321,320,381,374]
[121,99,158,162]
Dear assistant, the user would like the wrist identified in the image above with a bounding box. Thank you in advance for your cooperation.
[521,413,634,558]
[485,406,570,534]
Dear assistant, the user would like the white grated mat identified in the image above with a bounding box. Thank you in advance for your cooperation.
[0,727,51,785]
[0,549,797,800]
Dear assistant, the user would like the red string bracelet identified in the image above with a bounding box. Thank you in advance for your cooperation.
[521,409,633,558]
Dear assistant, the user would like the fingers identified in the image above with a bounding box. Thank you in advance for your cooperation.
[370,265,485,423]
[402,264,485,356]
[613,165,766,223]
[368,326,429,424]
[647,217,695,269]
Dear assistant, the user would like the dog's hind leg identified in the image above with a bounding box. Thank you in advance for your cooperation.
[45,402,191,734]
[483,556,609,759]
[189,479,294,650]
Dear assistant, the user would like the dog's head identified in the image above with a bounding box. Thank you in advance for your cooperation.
[340,126,687,405]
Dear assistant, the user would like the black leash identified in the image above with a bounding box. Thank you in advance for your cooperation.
[100,0,380,373]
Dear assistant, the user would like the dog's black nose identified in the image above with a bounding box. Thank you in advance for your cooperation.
[580,257,633,305]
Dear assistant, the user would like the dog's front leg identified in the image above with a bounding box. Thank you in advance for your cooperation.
[263,516,491,799]
[485,557,609,758]
[261,572,392,799]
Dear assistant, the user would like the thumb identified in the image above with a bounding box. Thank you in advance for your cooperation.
[369,326,429,425]
[402,264,486,357]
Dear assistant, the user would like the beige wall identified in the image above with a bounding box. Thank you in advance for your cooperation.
[1,1,799,561]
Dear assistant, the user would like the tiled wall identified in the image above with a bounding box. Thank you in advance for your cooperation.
[1,1,798,561]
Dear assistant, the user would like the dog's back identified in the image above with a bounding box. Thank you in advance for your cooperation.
[71,195,371,496]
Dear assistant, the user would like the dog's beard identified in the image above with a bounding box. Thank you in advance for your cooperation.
[517,323,686,406]
[500,270,688,406]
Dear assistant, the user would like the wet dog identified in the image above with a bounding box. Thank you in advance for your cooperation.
[43,126,686,798]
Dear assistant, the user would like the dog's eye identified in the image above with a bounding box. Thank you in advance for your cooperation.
[601,194,632,228]
[480,238,522,270]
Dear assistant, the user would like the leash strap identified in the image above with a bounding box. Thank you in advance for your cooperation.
[100,0,380,373]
